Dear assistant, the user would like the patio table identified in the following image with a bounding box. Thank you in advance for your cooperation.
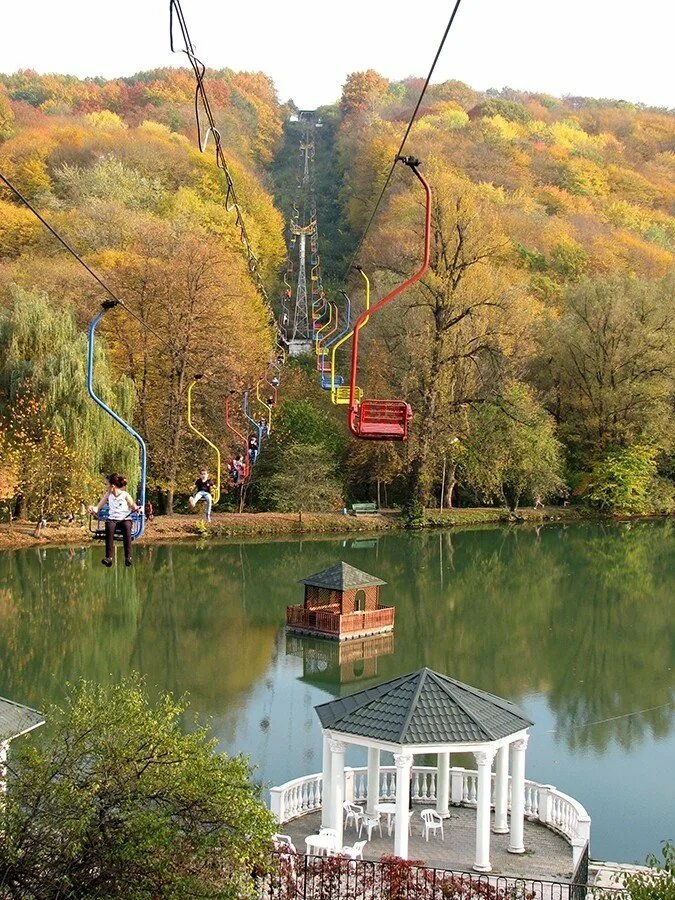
[305,833,338,856]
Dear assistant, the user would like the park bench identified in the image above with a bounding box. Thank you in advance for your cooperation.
[350,502,378,516]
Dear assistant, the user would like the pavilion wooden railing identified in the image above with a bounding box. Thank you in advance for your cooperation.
[286,605,395,635]
[269,765,591,867]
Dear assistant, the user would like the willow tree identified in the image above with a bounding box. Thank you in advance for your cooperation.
[0,286,138,512]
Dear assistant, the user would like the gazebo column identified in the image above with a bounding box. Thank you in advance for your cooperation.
[394,752,413,859]
[508,736,528,854]
[321,733,333,828]
[330,738,347,849]
[473,749,496,872]
[366,746,380,815]
[436,751,450,818]
[493,744,509,834]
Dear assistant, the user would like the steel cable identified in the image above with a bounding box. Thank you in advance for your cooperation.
[342,0,464,280]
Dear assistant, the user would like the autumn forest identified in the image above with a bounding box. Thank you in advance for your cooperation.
[0,66,673,519]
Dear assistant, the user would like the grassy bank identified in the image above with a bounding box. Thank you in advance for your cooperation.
[0,506,585,551]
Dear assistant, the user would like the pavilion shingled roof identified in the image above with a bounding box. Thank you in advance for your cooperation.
[315,668,532,745]
[301,562,386,591]
[0,697,45,742]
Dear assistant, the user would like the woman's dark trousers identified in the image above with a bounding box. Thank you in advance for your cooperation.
[105,519,132,560]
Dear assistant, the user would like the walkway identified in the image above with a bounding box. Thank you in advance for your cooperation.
[281,806,575,882]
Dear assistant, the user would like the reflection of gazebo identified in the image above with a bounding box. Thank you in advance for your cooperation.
[286,633,395,693]
[0,697,45,791]
[286,563,394,640]
[315,668,533,872]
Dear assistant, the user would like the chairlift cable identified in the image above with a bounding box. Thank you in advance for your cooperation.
[342,0,464,279]
[169,0,275,313]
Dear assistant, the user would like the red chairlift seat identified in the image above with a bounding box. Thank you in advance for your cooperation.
[357,400,412,441]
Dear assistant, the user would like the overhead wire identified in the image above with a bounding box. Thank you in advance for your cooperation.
[169,0,275,323]
[342,0,464,280]
[0,170,178,356]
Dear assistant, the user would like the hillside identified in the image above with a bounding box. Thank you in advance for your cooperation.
[0,68,673,517]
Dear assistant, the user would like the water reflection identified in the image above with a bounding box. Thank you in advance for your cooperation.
[287,633,395,695]
[0,522,672,756]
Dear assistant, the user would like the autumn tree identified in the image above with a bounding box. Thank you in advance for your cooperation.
[362,164,532,505]
[0,677,275,898]
[461,381,565,511]
[262,442,343,524]
[535,274,675,463]
[0,84,14,141]
[340,70,389,120]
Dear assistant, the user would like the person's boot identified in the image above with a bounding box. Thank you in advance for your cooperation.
[125,557,133,567]
[101,557,113,568]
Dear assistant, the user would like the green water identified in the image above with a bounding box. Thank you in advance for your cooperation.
[0,520,673,864]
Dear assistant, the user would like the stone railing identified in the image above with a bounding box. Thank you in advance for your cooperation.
[269,765,591,866]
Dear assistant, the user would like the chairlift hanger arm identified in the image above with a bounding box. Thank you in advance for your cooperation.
[187,376,221,504]
[348,160,432,438]
[87,302,147,537]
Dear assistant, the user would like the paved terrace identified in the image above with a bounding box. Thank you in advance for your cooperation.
[282,807,575,882]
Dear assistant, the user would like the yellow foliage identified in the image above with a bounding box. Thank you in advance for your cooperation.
[138,120,172,138]
[85,110,127,130]
[549,118,607,153]
[486,115,524,143]
[562,157,609,197]
[0,199,41,257]
[476,182,507,205]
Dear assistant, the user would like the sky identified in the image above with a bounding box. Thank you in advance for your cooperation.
[2,0,674,110]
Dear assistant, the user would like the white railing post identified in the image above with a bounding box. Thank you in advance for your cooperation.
[269,786,284,823]
[572,817,591,867]
[450,767,464,805]
[538,784,555,825]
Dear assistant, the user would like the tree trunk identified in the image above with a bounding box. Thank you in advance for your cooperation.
[157,488,173,516]
[444,464,457,509]
[13,493,25,521]
[298,508,303,527]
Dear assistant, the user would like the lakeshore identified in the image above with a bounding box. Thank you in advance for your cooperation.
[0,506,584,551]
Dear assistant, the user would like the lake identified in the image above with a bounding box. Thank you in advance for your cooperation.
[0,520,673,864]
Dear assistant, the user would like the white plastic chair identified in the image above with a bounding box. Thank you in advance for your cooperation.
[273,833,296,851]
[343,801,364,831]
[341,839,367,860]
[359,813,382,840]
[420,809,444,841]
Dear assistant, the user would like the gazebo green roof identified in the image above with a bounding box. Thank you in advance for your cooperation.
[315,667,532,745]
[301,562,386,591]
[0,697,45,742]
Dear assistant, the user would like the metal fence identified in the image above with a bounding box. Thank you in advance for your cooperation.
[260,852,604,900]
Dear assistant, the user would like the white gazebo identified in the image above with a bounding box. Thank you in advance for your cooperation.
[315,667,533,872]
[0,697,45,793]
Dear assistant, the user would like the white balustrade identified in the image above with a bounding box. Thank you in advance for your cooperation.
[269,765,591,856]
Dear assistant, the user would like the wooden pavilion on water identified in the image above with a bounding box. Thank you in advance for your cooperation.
[286,562,394,641]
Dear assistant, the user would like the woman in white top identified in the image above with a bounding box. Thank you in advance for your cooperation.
[89,473,141,568]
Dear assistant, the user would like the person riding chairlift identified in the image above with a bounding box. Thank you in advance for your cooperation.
[89,473,141,568]
[188,468,215,522]
[248,435,259,465]
[231,453,246,485]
